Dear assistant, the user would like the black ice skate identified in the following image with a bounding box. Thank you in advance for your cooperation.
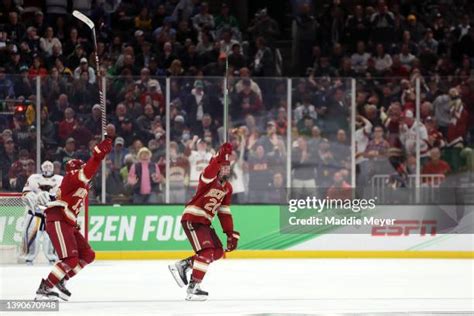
[35,279,59,300]
[185,281,208,301]
[168,258,191,287]
[55,279,71,301]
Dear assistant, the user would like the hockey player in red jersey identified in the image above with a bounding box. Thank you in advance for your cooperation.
[35,138,113,301]
[169,142,240,301]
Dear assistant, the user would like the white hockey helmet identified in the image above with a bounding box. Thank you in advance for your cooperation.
[41,160,54,177]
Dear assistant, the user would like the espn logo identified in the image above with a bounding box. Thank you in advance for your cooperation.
[372,220,437,236]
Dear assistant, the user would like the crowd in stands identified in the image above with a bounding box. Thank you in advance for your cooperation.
[0,0,473,204]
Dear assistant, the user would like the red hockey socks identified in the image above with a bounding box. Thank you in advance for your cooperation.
[46,257,78,287]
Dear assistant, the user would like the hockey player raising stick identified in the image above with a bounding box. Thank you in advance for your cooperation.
[35,138,112,301]
[21,161,63,265]
[169,142,240,301]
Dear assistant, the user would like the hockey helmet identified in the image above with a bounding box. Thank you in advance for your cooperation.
[41,160,54,177]
[65,159,84,173]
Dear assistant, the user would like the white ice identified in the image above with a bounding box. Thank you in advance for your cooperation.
[1,259,473,315]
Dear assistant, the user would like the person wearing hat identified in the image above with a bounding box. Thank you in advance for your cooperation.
[15,64,35,96]
[33,10,47,37]
[119,116,138,148]
[109,137,129,170]
[406,13,425,42]
[84,104,102,136]
[127,147,162,203]
[73,57,96,84]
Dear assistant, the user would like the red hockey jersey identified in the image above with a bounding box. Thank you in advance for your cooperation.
[181,156,234,233]
[45,156,102,225]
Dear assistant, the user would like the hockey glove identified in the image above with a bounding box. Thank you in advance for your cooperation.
[22,192,37,211]
[36,191,51,207]
[217,142,233,163]
[225,231,240,252]
[93,138,113,160]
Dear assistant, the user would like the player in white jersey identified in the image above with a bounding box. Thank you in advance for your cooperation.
[185,136,213,197]
[21,161,63,264]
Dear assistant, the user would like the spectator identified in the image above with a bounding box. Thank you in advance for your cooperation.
[28,54,48,79]
[40,27,61,57]
[247,145,272,202]
[157,41,178,73]
[73,57,96,84]
[370,0,395,43]
[374,43,393,74]
[109,137,129,170]
[399,110,430,163]
[0,137,17,190]
[15,65,35,97]
[292,136,317,197]
[192,2,214,33]
[119,117,138,148]
[398,44,416,71]
[229,131,247,203]
[185,136,213,193]
[405,14,425,43]
[184,79,213,126]
[134,8,152,32]
[228,43,246,70]
[128,147,162,203]
[5,12,25,44]
[293,94,318,122]
[326,171,352,200]
[231,78,263,120]
[84,104,102,136]
[251,37,274,77]
[215,3,240,40]
[176,20,198,44]
[55,137,77,167]
[58,107,76,142]
[166,141,189,203]
[345,5,369,48]
[422,147,451,186]
[235,67,262,99]
[247,8,279,48]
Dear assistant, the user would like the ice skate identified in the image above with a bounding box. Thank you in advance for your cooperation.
[35,279,59,300]
[55,279,71,301]
[168,258,191,287]
[185,280,208,301]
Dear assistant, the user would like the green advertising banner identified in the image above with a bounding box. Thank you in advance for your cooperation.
[0,204,316,251]
[87,205,314,251]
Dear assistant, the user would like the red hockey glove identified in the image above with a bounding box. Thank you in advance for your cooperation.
[217,142,233,163]
[225,231,240,252]
[93,138,113,160]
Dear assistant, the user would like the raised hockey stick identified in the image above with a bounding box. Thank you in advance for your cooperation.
[72,10,106,138]
[223,52,229,143]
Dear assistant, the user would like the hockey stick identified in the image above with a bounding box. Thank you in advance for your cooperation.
[72,10,106,139]
[223,52,229,143]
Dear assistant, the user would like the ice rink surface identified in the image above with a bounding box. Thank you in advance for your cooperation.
[1,259,473,315]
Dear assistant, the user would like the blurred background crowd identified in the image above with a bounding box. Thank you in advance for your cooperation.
[0,0,473,204]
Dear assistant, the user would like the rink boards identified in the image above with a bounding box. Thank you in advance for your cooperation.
[1,204,473,259]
